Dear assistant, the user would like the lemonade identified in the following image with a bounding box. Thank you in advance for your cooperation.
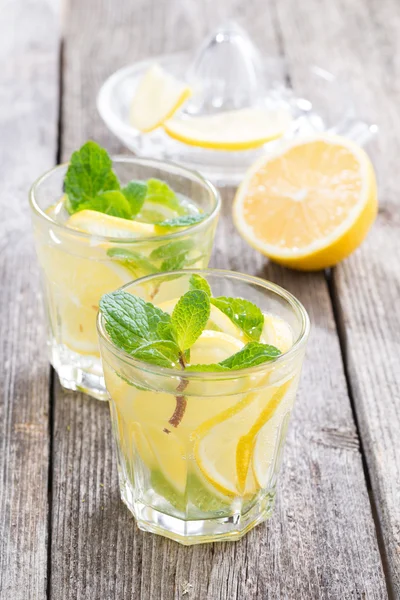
[30,143,220,399]
[97,270,309,544]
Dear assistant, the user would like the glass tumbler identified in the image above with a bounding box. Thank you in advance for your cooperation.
[30,159,220,400]
[97,269,309,544]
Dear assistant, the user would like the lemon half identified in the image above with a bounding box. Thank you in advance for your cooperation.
[233,135,378,270]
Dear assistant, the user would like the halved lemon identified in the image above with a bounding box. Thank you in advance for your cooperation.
[233,136,378,270]
[130,64,192,132]
[164,107,292,151]
[66,210,155,238]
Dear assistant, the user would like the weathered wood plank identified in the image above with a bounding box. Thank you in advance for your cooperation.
[0,0,60,598]
[272,0,400,594]
[50,0,387,598]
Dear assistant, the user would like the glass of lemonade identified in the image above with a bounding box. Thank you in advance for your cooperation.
[30,157,220,400]
[97,269,309,544]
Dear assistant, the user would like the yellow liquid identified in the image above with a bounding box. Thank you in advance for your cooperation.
[103,300,301,519]
[33,197,216,397]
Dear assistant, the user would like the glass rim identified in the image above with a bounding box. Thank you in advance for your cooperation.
[97,268,310,381]
[29,155,221,244]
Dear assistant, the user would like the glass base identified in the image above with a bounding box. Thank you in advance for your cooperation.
[120,479,276,545]
[50,341,108,401]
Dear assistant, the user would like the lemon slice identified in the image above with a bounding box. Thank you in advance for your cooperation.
[163,107,292,151]
[194,387,271,497]
[236,381,291,492]
[189,330,243,365]
[233,135,378,270]
[130,64,192,132]
[66,210,156,238]
[252,409,292,490]
[261,313,293,353]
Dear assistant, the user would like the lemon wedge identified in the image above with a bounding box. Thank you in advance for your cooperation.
[233,135,378,270]
[66,210,156,238]
[130,64,192,132]
[163,107,292,151]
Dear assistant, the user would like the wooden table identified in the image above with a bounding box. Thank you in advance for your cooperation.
[1,0,399,598]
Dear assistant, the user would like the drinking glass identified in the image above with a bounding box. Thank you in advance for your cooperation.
[97,269,309,544]
[30,159,220,400]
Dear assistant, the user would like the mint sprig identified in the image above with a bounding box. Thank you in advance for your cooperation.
[131,340,181,369]
[189,274,212,296]
[186,343,281,372]
[107,248,158,276]
[210,297,264,341]
[171,290,211,353]
[187,275,264,341]
[100,283,282,428]
[156,214,205,229]
[65,141,121,211]
[64,141,204,225]
[99,291,173,355]
[122,181,147,216]
[146,179,185,215]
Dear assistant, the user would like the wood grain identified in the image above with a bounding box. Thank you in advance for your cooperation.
[272,0,400,593]
[49,0,388,598]
[0,0,59,598]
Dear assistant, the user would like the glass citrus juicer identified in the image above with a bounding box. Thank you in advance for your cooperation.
[97,22,377,185]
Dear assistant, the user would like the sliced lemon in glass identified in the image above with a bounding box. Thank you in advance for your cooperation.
[66,209,156,238]
[130,64,192,133]
[261,313,294,353]
[164,107,292,151]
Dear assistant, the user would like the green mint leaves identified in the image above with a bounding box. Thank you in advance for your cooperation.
[100,276,282,374]
[171,290,211,352]
[99,291,174,358]
[189,275,264,341]
[155,214,205,229]
[189,274,212,296]
[186,342,281,373]
[121,181,147,216]
[145,179,185,215]
[64,141,120,212]
[210,297,264,341]
[64,141,206,227]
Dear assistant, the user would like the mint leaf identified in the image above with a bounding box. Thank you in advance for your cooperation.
[99,291,171,354]
[185,363,230,372]
[210,297,264,341]
[78,190,132,219]
[156,214,205,229]
[189,274,212,297]
[150,240,193,260]
[219,342,281,370]
[146,179,185,215]
[161,254,187,272]
[157,320,176,343]
[64,141,120,211]
[122,181,147,216]
[107,248,158,276]
[160,253,201,272]
[171,290,210,352]
[131,340,181,368]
